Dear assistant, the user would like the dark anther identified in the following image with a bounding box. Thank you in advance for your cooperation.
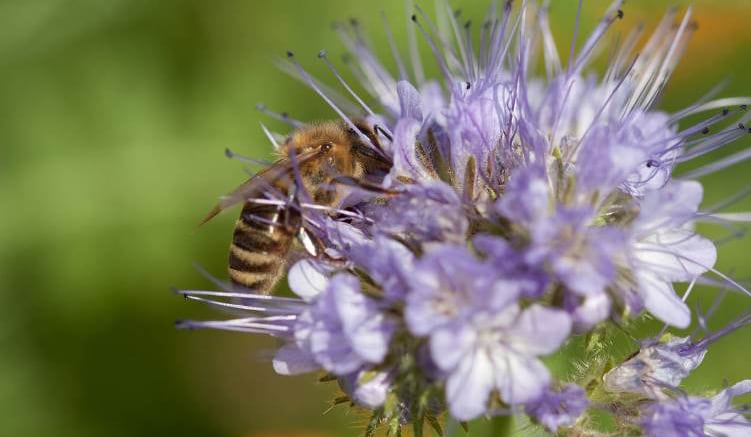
[701,127,710,135]
[748,128,751,134]
[224,148,234,158]
[741,104,748,111]
[411,14,417,22]
[281,112,289,119]
[318,49,328,58]
[466,81,471,90]
[349,18,359,27]
[739,123,746,130]
[454,9,462,18]
[617,9,624,19]
[646,159,659,168]
[722,108,730,116]
[464,20,472,30]
[286,50,294,58]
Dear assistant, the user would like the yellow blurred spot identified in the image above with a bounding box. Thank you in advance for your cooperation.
[683,5,751,70]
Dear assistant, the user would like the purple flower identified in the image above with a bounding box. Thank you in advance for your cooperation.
[628,180,717,328]
[348,234,415,302]
[284,273,396,376]
[434,304,572,420]
[179,1,751,433]
[525,206,625,299]
[641,380,751,437]
[497,170,625,308]
[369,181,468,245]
[340,369,393,408]
[603,336,707,397]
[404,244,516,336]
[526,384,589,432]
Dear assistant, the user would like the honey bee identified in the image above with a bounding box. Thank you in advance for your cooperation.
[201,120,392,294]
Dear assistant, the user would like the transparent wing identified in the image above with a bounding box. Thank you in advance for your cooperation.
[199,149,322,225]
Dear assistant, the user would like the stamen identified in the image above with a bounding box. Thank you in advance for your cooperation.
[567,0,584,75]
[259,122,282,150]
[411,11,454,83]
[570,0,625,75]
[318,49,378,119]
[285,51,384,157]
[405,0,425,83]
[538,1,562,80]
[176,319,293,335]
[175,289,303,303]
[335,21,398,110]
[224,148,274,167]
[443,0,471,80]
[677,125,749,163]
[380,11,409,81]
[485,1,521,85]
[681,147,751,179]
[255,103,304,128]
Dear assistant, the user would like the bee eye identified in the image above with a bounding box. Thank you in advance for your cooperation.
[321,143,332,152]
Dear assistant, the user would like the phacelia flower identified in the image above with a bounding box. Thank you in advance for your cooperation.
[526,384,589,433]
[640,380,751,437]
[178,1,751,435]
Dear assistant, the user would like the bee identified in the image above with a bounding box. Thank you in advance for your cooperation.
[201,120,392,294]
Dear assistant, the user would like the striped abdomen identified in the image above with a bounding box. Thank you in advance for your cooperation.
[229,201,300,294]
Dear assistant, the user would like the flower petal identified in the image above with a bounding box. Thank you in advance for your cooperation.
[273,343,319,375]
[430,324,476,372]
[493,350,551,405]
[288,259,329,301]
[638,272,691,328]
[445,349,494,421]
[508,305,572,356]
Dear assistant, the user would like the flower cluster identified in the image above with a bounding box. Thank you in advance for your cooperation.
[180,1,751,435]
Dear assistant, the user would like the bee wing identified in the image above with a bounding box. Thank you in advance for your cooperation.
[199,149,322,225]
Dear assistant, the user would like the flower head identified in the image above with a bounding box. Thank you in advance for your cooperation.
[179,1,751,435]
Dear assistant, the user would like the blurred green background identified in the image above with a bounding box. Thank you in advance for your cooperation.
[1,1,750,436]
